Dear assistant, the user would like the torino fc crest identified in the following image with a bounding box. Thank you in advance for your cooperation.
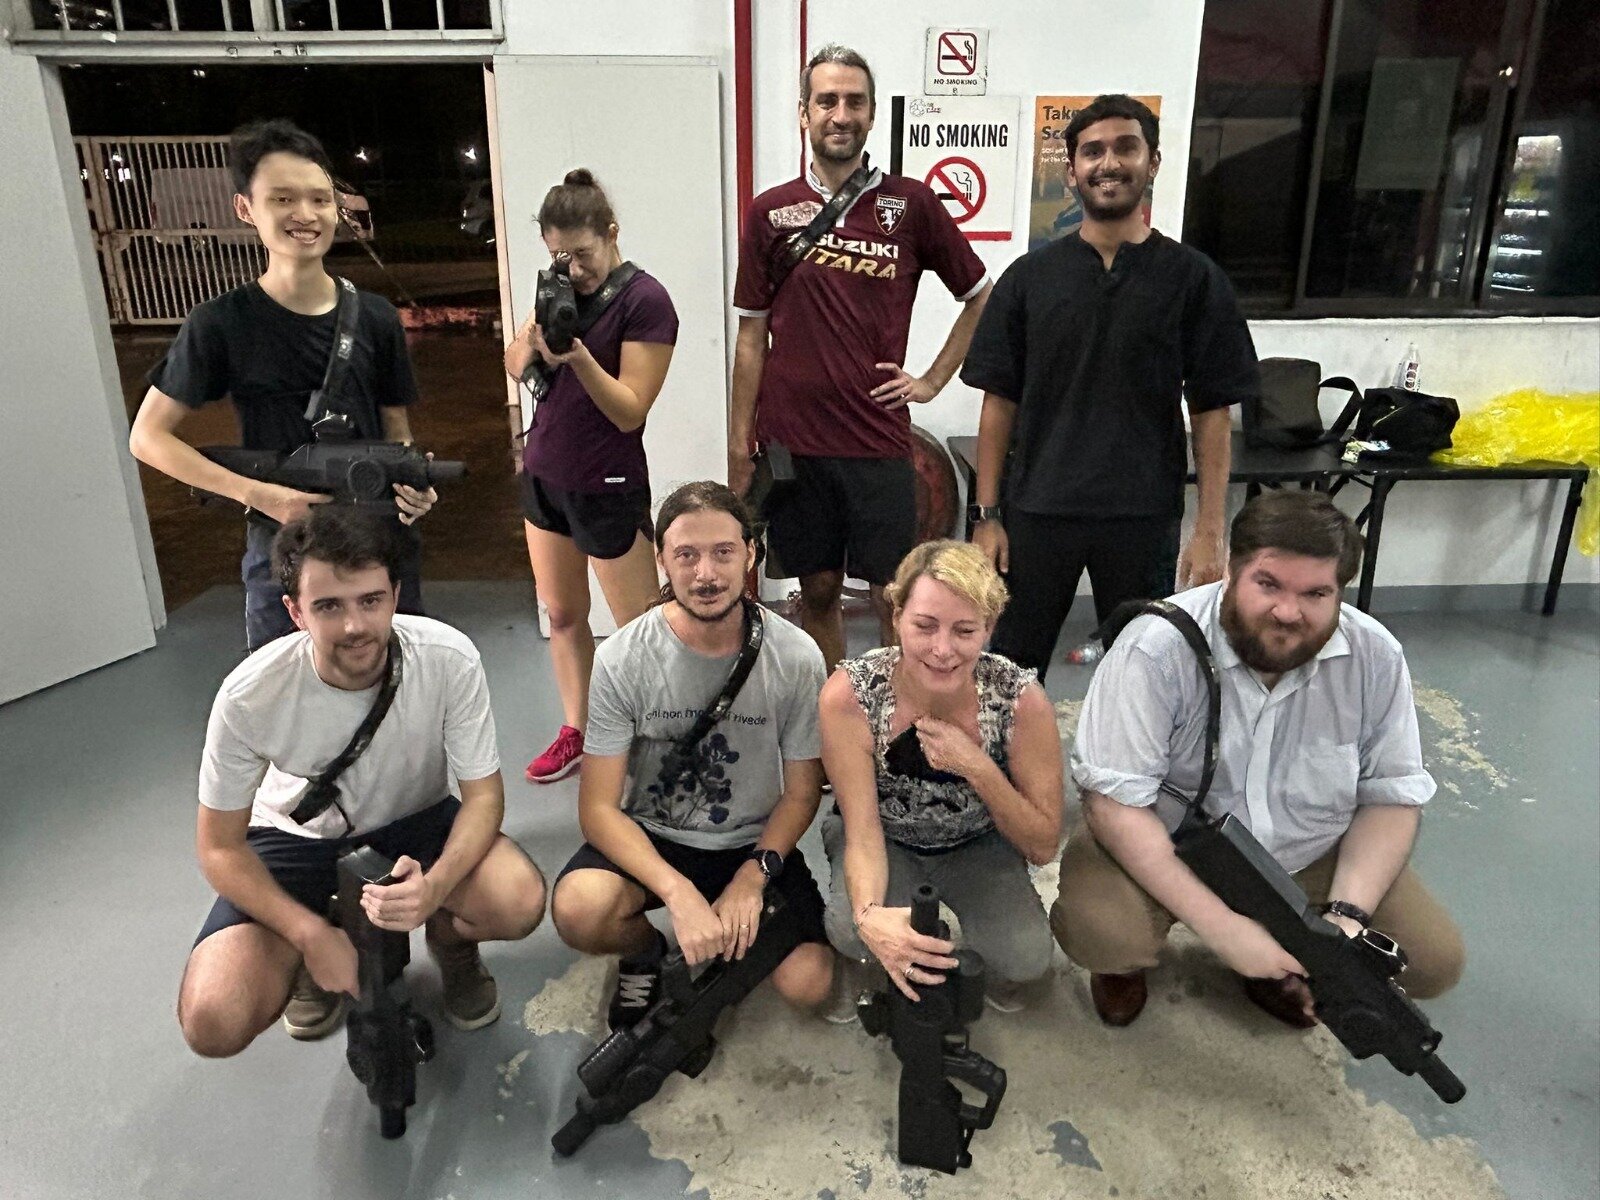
[875,195,906,234]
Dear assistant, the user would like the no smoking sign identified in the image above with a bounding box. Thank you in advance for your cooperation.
[924,26,988,96]
[893,94,1018,241]
[926,157,986,225]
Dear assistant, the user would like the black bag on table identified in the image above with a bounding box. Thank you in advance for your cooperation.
[1244,357,1329,450]
[1326,377,1460,459]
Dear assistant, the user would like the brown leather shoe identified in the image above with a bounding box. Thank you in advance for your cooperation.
[1090,971,1148,1027]
[1241,974,1318,1029]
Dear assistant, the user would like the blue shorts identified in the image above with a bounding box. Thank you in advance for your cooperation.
[193,797,460,946]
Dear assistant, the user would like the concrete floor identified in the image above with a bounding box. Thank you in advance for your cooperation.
[0,585,1595,1199]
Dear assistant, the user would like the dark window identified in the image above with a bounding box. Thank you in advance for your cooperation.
[1186,0,1597,315]
[1185,1,1328,308]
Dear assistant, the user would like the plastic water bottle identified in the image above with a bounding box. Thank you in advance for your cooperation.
[1394,342,1421,391]
[1063,639,1104,665]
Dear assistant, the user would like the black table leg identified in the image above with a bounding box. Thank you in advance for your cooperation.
[1356,478,1393,613]
[1543,474,1587,616]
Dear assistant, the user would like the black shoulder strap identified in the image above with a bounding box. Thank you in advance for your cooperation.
[518,262,641,404]
[1097,599,1222,831]
[1322,375,1366,439]
[304,277,363,430]
[669,600,766,761]
[289,632,404,828]
[768,156,876,294]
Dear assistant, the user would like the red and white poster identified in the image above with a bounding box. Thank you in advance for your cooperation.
[893,95,1019,242]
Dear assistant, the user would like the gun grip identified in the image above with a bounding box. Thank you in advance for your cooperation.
[910,884,941,938]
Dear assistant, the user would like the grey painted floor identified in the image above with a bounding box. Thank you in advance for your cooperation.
[0,583,1595,1199]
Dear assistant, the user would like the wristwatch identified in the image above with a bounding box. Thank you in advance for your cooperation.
[748,847,785,881]
[967,503,1002,525]
[1319,900,1372,927]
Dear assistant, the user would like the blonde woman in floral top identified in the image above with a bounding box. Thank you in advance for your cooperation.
[819,540,1063,1012]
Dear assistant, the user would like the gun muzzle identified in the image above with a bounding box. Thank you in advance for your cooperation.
[424,459,467,483]
[910,884,941,937]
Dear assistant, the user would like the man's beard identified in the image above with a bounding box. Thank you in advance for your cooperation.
[811,125,867,164]
[1075,169,1147,221]
[676,586,743,624]
[1219,587,1338,675]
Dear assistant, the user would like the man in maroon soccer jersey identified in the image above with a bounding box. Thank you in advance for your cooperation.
[730,44,992,672]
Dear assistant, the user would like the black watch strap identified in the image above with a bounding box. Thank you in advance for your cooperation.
[748,847,784,880]
[1320,900,1372,926]
[967,503,1002,523]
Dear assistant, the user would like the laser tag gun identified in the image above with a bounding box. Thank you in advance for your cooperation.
[195,276,465,516]
[331,846,436,1138]
[199,438,465,516]
[551,887,805,1157]
[1102,599,1465,1104]
[858,884,1007,1174]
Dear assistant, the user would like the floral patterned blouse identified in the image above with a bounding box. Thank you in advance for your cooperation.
[841,647,1035,852]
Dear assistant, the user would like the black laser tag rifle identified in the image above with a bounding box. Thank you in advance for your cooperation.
[195,277,464,517]
[332,846,436,1138]
[858,884,1007,1174]
[1100,599,1465,1104]
[200,438,465,516]
[551,887,805,1157]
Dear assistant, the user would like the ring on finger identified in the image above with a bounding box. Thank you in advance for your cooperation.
[903,963,914,979]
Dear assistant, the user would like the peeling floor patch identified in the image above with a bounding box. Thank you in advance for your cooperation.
[523,905,1500,1199]
[1047,1120,1102,1171]
[1413,684,1510,796]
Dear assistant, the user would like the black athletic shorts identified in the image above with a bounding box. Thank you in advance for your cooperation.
[520,471,652,560]
[764,453,916,585]
[193,797,460,947]
[555,824,829,945]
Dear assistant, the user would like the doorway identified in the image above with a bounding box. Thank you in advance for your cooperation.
[59,60,524,616]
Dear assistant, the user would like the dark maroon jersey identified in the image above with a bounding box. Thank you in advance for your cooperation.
[734,170,987,459]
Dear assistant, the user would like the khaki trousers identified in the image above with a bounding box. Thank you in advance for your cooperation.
[1050,828,1465,999]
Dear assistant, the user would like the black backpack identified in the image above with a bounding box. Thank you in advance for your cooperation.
[1326,378,1460,459]
[1243,357,1330,450]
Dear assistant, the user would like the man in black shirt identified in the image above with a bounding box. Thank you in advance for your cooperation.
[960,95,1259,678]
[130,119,435,651]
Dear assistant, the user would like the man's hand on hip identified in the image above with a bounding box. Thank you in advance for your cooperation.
[870,363,937,411]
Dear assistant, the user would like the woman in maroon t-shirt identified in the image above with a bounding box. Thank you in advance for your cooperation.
[504,169,680,785]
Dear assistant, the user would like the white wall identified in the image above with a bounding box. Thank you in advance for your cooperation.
[0,52,158,705]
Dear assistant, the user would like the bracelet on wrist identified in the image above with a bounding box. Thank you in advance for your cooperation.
[1319,899,1372,927]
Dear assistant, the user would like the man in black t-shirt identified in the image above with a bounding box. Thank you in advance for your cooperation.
[130,119,435,651]
[960,95,1260,679]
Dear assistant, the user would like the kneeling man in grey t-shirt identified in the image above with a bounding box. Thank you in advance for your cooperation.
[550,482,835,1030]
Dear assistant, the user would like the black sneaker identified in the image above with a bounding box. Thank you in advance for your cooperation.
[607,937,664,1031]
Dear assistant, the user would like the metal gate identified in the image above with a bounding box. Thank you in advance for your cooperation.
[76,135,267,325]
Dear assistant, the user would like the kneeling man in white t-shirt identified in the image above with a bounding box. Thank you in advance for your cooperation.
[178,506,546,1056]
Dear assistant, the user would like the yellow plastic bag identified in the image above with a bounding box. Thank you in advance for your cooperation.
[1433,389,1600,554]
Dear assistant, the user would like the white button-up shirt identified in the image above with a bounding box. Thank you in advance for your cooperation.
[1072,581,1434,873]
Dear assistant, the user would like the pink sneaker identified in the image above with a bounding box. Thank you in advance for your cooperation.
[526,725,584,783]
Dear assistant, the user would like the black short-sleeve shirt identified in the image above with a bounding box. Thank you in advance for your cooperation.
[960,230,1259,519]
[147,280,418,453]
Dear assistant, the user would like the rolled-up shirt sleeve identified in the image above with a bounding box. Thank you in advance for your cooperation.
[1070,634,1181,808]
[1356,647,1435,807]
